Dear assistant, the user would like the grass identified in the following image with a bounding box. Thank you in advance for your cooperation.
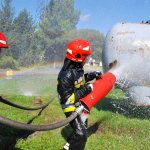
[0,83,149,149]
[0,64,149,149]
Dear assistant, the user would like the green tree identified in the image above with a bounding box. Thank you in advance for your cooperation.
[19,31,45,66]
[0,0,14,33]
[37,0,80,63]
[12,9,35,60]
[0,55,19,69]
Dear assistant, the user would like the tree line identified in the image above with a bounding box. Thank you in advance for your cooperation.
[0,0,104,69]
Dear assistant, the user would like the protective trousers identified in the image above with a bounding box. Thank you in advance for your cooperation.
[63,113,88,150]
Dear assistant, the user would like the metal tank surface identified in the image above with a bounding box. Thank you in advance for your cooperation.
[102,22,150,106]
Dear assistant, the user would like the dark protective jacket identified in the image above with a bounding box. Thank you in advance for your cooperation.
[57,58,93,113]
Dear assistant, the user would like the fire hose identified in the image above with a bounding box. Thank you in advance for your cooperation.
[0,106,84,131]
[0,95,56,110]
[0,72,116,131]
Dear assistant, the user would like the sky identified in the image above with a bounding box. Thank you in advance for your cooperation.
[10,0,150,35]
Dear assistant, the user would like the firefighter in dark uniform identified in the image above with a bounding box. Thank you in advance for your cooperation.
[57,39,101,150]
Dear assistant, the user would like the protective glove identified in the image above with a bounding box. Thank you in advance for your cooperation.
[74,83,93,101]
[80,83,93,94]
[85,71,102,82]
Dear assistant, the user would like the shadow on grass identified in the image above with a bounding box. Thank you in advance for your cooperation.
[0,108,45,150]
[95,97,150,119]
[87,117,107,137]
[61,117,107,142]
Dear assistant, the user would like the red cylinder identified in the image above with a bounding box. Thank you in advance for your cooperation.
[80,72,116,111]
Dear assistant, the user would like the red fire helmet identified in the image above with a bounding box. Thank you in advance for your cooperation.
[66,39,92,62]
[0,32,8,48]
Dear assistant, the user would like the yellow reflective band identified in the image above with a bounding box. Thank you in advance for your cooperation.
[70,93,75,104]
[81,80,85,85]
[63,106,76,113]
[75,83,80,88]
[75,79,85,88]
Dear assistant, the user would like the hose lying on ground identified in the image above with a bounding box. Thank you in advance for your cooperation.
[0,96,56,110]
[0,106,83,131]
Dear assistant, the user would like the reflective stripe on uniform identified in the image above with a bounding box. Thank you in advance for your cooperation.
[63,142,70,150]
[69,93,75,104]
[65,93,75,105]
[63,106,76,113]
[75,79,85,88]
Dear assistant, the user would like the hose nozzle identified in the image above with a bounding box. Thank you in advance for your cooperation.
[75,105,84,115]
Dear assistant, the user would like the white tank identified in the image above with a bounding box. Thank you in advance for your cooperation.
[102,22,150,106]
